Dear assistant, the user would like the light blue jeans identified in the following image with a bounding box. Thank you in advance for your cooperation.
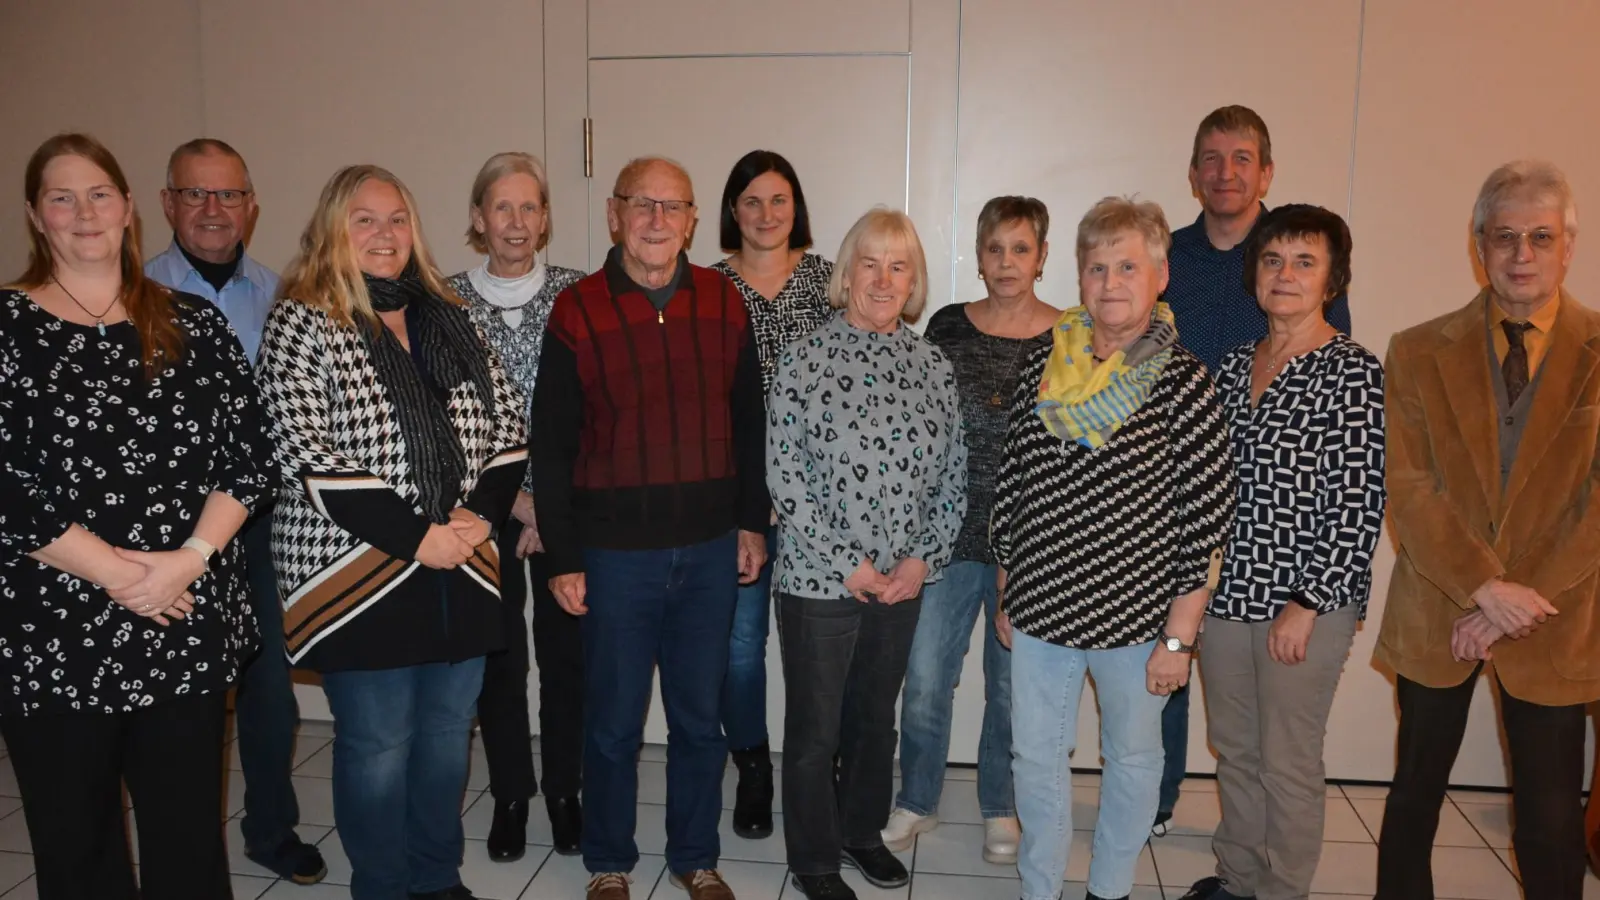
[895,560,1014,819]
[1011,632,1166,900]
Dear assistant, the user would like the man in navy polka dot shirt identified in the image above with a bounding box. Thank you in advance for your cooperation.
[1154,105,1353,846]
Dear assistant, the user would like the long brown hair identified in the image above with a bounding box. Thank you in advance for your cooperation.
[14,133,183,378]
[278,164,460,327]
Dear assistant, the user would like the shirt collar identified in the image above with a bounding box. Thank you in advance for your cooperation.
[159,238,271,291]
[1489,292,1561,333]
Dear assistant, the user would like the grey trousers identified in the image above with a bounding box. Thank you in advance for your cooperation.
[1197,604,1359,900]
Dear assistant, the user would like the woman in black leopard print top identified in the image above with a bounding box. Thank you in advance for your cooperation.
[708,150,833,839]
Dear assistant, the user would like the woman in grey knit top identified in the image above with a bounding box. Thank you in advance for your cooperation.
[447,152,587,861]
[766,208,967,900]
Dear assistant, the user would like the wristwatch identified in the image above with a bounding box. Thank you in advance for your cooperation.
[1157,628,1198,654]
[182,537,218,571]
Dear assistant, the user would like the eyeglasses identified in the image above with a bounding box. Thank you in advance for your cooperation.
[170,187,252,208]
[614,194,694,218]
[1485,228,1562,253]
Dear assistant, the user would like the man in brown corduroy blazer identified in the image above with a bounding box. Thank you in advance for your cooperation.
[1374,160,1593,900]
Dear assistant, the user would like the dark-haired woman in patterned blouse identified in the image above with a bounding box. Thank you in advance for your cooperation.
[0,134,271,900]
[1177,205,1385,900]
[710,149,833,840]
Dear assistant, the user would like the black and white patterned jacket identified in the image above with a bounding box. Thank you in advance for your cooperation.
[993,345,1235,649]
[256,296,527,671]
[1208,335,1386,622]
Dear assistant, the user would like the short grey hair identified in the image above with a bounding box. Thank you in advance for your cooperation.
[466,151,553,253]
[165,137,253,190]
[1075,196,1172,271]
[612,156,694,201]
[1472,160,1579,237]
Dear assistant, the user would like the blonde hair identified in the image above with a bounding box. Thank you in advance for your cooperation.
[279,164,460,327]
[1075,196,1172,272]
[828,207,930,324]
[466,151,553,253]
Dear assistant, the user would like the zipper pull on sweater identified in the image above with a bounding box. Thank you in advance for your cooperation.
[658,309,665,324]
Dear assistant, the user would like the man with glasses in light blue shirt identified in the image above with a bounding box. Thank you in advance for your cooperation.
[145,138,327,887]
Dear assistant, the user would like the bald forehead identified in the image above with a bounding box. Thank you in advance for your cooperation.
[615,159,693,199]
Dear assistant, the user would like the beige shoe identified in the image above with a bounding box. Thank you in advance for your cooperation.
[586,872,631,900]
[880,807,938,852]
[983,816,1020,864]
[669,868,736,900]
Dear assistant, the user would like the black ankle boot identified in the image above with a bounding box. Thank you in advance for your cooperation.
[547,795,582,856]
[486,798,528,862]
[730,742,774,839]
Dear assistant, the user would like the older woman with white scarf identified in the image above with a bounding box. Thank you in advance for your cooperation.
[448,152,587,861]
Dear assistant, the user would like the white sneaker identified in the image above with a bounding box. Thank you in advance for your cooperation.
[880,808,938,851]
[982,816,1020,864]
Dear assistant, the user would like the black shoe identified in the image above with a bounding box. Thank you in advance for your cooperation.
[245,836,328,885]
[547,795,583,856]
[1085,893,1129,900]
[486,798,529,862]
[788,873,857,899]
[1175,876,1254,900]
[730,742,774,839]
[839,845,908,889]
[408,886,477,900]
[1151,808,1173,838]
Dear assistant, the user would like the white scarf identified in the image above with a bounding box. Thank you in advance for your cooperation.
[467,258,547,329]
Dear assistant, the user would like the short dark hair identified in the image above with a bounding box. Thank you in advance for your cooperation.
[719,150,813,252]
[1189,105,1272,169]
[1242,204,1353,303]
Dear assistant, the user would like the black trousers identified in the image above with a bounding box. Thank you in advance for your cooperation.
[477,522,586,801]
[0,690,231,900]
[777,592,921,875]
[1376,668,1586,900]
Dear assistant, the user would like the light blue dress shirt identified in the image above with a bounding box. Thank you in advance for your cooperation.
[145,240,279,364]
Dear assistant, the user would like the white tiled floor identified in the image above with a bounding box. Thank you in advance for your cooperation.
[0,723,1594,899]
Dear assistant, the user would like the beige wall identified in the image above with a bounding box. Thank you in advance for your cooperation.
[4,0,1598,786]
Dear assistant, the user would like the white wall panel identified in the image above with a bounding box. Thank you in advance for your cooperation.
[588,0,910,58]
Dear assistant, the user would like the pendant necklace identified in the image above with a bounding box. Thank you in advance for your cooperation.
[987,335,1029,408]
[55,280,117,336]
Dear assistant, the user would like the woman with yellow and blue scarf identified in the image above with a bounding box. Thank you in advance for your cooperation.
[991,196,1236,900]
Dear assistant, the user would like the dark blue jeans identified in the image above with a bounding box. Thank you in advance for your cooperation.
[723,525,776,752]
[581,531,738,878]
[1158,682,1189,818]
[322,658,486,900]
[236,511,305,854]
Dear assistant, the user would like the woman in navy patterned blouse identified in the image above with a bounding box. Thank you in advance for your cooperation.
[1178,205,1386,900]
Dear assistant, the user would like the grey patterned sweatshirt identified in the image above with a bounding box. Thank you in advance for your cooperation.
[766,312,969,599]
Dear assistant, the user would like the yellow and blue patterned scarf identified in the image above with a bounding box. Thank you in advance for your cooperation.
[1034,303,1178,448]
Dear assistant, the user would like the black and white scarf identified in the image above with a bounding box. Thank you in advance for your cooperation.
[362,267,495,523]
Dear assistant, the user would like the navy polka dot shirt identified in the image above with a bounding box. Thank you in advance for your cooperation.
[1164,206,1353,373]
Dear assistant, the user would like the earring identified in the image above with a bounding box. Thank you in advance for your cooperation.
[978,271,986,281]
[1036,272,1044,282]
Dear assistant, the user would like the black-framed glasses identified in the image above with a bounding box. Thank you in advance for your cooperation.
[614,194,695,218]
[170,187,252,208]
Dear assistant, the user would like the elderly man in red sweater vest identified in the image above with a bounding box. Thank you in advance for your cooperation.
[530,157,770,900]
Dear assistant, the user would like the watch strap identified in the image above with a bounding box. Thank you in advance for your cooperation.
[182,537,218,569]
[1158,628,1198,654]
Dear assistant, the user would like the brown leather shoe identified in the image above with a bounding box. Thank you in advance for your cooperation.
[586,872,631,900]
[669,868,736,900]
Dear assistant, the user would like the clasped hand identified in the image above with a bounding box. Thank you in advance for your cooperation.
[107,547,203,626]
[843,556,927,605]
[415,509,488,569]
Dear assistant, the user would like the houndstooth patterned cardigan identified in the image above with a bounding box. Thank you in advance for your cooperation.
[256,296,528,670]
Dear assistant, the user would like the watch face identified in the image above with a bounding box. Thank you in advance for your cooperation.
[1165,637,1182,651]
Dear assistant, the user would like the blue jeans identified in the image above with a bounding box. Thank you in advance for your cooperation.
[895,560,1014,819]
[236,511,305,854]
[1159,682,1189,818]
[322,658,486,900]
[1011,632,1166,900]
[581,531,738,877]
[723,525,776,752]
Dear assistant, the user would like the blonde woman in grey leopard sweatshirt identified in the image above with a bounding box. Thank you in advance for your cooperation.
[766,208,967,900]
